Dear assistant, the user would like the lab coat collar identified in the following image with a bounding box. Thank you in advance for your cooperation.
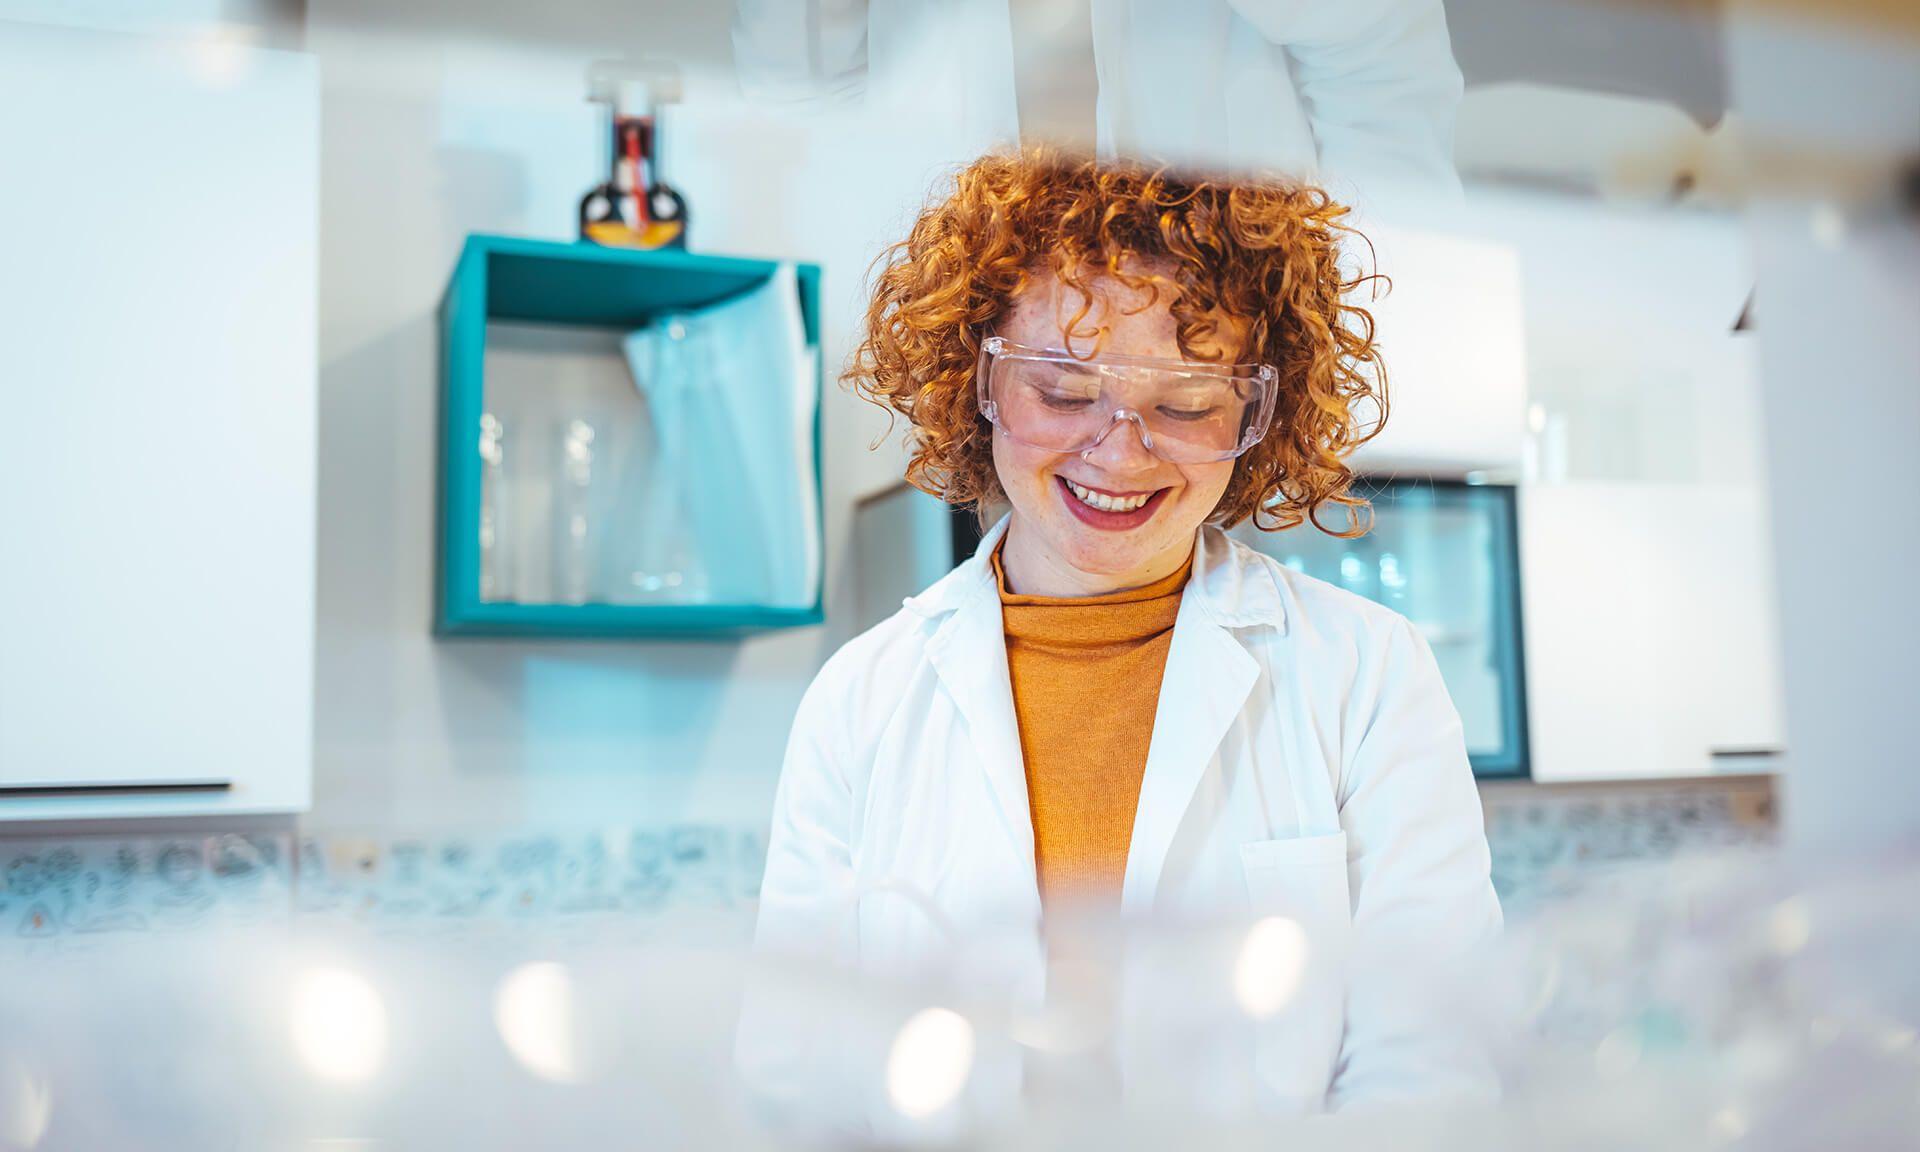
[908,511,1286,912]
[917,513,1033,877]
[902,512,1289,633]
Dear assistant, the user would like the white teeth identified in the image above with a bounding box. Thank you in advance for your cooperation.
[1065,478,1152,513]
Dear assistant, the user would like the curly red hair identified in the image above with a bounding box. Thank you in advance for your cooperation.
[846,147,1389,534]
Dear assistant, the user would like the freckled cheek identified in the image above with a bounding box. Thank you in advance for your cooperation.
[1173,465,1235,518]
[991,436,1072,506]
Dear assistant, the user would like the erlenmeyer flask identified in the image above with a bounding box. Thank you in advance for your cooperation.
[616,320,710,603]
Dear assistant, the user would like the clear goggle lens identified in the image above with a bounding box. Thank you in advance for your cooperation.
[976,337,1279,463]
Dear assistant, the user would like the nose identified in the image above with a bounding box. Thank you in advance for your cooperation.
[1080,409,1159,471]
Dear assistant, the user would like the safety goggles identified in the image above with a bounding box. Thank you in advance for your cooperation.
[976,336,1279,464]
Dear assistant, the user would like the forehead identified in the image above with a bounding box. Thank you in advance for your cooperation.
[999,265,1247,361]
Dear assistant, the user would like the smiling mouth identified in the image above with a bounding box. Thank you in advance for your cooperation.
[1055,476,1174,530]
[1062,478,1157,512]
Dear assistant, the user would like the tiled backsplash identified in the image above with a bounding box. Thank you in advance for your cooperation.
[292,826,766,927]
[1481,775,1775,908]
[0,827,766,950]
[1,835,295,942]
[0,777,1774,945]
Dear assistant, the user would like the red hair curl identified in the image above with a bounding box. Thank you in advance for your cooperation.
[847,146,1388,534]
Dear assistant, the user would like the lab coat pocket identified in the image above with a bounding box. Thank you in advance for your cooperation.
[1238,832,1351,1113]
[1239,831,1349,881]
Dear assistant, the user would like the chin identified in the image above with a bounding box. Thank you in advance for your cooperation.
[1056,531,1156,574]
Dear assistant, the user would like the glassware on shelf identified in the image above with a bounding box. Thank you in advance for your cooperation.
[612,320,710,604]
[478,412,511,603]
[554,417,598,605]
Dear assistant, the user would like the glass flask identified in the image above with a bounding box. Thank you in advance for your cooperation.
[478,412,511,602]
[554,417,598,605]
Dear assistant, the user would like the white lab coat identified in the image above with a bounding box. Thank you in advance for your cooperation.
[730,0,1464,208]
[740,515,1502,1127]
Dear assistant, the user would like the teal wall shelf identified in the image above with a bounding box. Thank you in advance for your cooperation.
[435,234,825,638]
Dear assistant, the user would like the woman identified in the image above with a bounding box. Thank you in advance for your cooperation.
[742,148,1501,1119]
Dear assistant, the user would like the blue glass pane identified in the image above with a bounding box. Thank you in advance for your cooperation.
[1233,481,1528,777]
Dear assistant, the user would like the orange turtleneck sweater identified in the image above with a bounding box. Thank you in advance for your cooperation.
[991,543,1193,907]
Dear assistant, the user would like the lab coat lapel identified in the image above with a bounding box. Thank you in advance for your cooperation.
[1121,553,1261,916]
[925,575,1038,879]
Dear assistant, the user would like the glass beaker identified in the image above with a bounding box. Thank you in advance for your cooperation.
[613,320,710,603]
[478,412,511,602]
[553,417,599,605]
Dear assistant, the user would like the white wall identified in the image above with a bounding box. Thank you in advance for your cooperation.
[0,0,271,34]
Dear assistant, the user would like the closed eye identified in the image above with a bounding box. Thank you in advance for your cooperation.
[1037,392,1098,412]
[1021,368,1101,411]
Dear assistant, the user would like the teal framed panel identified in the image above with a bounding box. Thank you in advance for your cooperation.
[1233,478,1531,779]
[434,234,825,638]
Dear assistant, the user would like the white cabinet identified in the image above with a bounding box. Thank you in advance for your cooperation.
[1519,483,1784,782]
[1348,224,1529,474]
[0,22,317,820]
[1518,332,1784,781]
